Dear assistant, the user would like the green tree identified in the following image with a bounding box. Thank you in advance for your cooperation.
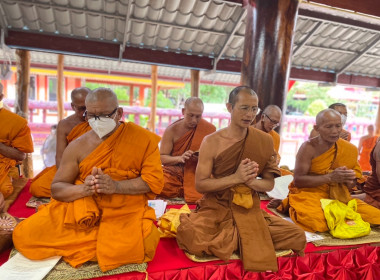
[306,99,327,116]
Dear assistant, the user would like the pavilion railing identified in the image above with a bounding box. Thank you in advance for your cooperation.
[4,100,371,150]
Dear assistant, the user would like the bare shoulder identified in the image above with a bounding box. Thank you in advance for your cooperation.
[57,115,77,135]
[297,140,316,160]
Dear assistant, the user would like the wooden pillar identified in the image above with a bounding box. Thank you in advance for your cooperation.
[129,85,134,106]
[241,0,299,113]
[15,49,33,178]
[57,54,64,121]
[149,65,158,132]
[190,69,200,97]
[139,86,145,106]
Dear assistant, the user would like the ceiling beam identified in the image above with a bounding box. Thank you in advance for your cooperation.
[336,36,380,76]
[213,9,246,70]
[119,0,133,62]
[292,22,323,56]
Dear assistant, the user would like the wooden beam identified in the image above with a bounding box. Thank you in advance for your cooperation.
[190,70,200,97]
[139,86,145,106]
[15,49,33,178]
[57,54,64,121]
[129,85,134,106]
[149,65,158,132]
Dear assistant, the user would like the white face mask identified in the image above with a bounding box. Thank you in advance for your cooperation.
[88,117,117,139]
[341,114,347,126]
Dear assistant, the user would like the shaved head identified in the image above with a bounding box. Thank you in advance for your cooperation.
[184,97,204,109]
[316,109,341,126]
[263,105,281,115]
[86,88,119,107]
[228,86,257,108]
[71,87,91,103]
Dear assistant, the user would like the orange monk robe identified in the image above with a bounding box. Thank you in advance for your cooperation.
[359,136,378,172]
[0,109,33,198]
[30,122,91,197]
[278,138,380,232]
[13,122,164,272]
[161,118,216,203]
[268,130,280,153]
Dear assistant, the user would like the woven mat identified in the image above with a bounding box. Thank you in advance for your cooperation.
[26,196,51,208]
[185,249,293,263]
[267,207,380,247]
[162,197,187,205]
[9,249,147,280]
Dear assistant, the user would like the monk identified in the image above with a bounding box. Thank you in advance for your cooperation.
[362,139,380,208]
[160,97,216,203]
[309,103,351,141]
[277,109,380,233]
[253,105,281,153]
[358,124,378,172]
[176,86,306,272]
[0,82,34,208]
[30,87,91,197]
[13,88,164,271]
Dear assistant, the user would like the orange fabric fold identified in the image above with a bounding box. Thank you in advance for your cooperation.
[30,122,91,197]
[359,136,378,172]
[0,109,33,198]
[268,130,280,153]
[162,119,216,203]
[278,139,380,232]
[14,122,164,272]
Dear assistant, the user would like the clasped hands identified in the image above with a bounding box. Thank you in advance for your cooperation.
[83,167,119,196]
[234,158,259,190]
[329,166,356,189]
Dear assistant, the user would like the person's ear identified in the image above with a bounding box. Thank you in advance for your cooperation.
[226,103,232,113]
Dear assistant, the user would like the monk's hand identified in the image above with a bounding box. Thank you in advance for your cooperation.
[83,173,96,196]
[179,150,194,163]
[340,130,350,141]
[94,168,119,194]
[235,158,259,183]
[329,166,356,184]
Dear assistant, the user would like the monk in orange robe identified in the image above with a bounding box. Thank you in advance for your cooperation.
[0,82,34,207]
[358,124,378,172]
[309,103,351,141]
[30,87,91,197]
[13,88,163,271]
[160,97,216,203]
[278,109,380,233]
[177,86,305,272]
[362,140,380,208]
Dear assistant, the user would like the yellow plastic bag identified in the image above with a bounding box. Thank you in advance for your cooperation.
[320,199,371,239]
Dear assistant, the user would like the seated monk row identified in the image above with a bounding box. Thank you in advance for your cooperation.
[277,109,380,232]
[30,87,91,197]
[13,88,164,271]
[358,124,378,172]
[362,139,380,209]
[0,82,34,210]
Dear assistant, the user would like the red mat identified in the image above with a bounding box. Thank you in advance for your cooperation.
[1,183,380,280]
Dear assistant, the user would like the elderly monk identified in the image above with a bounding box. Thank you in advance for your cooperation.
[277,109,380,233]
[309,103,351,141]
[160,97,216,203]
[358,125,378,172]
[0,82,34,207]
[176,86,306,272]
[13,88,164,272]
[362,139,380,208]
[30,87,91,197]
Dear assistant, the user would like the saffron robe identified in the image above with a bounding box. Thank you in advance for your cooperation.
[30,122,91,197]
[359,136,378,172]
[268,130,280,153]
[363,142,380,209]
[161,118,216,203]
[0,109,33,198]
[13,122,164,272]
[176,127,306,272]
[278,138,380,232]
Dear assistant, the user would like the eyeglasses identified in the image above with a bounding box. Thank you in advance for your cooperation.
[238,106,261,115]
[264,114,280,127]
[83,108,118,120]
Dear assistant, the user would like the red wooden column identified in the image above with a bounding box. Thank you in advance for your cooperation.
[15,49,33,178]
[191,69,200,97]
[241,0,299,112]
[139,86,145,106]
[129,85,134,105]
[148,65,158,132]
